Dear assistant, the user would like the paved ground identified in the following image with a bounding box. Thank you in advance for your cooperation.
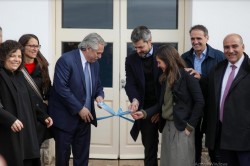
[68,151,211,166]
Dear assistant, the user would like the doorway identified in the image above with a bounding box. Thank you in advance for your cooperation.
[55,0,185,159]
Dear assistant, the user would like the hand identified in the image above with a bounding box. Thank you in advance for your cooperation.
[184,68,201,79]
[96,96,104,108]
[128,98,139,113]
[45,117,53,128]
[131,111,144,120]
[96,96,104,103]
[184,128,191,136]
[78,107,93,123]
[11,119,24,132]
[151,113,159,123]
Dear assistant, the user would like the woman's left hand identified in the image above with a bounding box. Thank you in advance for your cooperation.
[131,111,144,120]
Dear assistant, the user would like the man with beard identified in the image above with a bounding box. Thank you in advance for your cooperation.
[125,26,161,166]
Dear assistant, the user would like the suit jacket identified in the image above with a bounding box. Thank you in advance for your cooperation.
[48,49,104,132]
[205,53,250,151]
[125,47,162,141]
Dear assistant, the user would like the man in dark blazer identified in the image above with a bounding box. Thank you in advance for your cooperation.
[125,26,161,166]
[206,33,250,166]
[48,33,106,166]
[181,24,225,164]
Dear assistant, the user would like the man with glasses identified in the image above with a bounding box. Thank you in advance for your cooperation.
[48,33,106,166]
[125,26,161,166]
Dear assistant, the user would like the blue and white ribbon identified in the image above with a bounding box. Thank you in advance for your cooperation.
[97,102,134,123]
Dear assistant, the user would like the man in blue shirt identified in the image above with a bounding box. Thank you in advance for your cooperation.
[181,24,225,165]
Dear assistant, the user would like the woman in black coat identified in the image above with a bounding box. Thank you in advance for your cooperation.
[19,34,52,146]
[0,40,52,166]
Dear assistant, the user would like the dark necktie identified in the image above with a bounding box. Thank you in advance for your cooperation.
[220,64,237,122]
[84,62,91,110]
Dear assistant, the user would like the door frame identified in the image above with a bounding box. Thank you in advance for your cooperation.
[54,0,188,159]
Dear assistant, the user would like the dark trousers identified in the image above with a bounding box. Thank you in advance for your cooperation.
[140,119,159,166]
[23,158,41,166]
[52,122,91,166]
[195,119,203,164]
[208,124,221,164]
[209,121,250,166]
[208,121,222,164]
[220,150,250,166]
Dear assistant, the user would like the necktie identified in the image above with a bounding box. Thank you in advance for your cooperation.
[84,62,91,110]
[220,65,237,122]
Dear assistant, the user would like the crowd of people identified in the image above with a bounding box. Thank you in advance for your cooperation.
[0,25,249,166]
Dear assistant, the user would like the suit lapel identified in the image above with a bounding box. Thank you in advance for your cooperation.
[89,63,95,96]
[133,55,145,89]
[74,50,86,89]
[229,54,250,93]
[214,61,227,104]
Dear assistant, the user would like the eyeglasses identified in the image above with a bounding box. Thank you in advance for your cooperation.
[26,45,41,49]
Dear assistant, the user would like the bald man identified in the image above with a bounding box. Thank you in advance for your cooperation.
[205,34,250,166]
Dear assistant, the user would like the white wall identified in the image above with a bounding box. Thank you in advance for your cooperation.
[1,0,250,69]
[0,0,54,76]
[190,0,250,54]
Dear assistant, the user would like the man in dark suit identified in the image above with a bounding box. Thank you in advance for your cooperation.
[181,24,225,164]
[48,33,106,166]
[206,33,250,166]
[125,26,161,166]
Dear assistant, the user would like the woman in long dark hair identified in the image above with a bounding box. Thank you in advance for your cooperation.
[18,34,51,98]
[19,34,53,166]
[132,44,204,166]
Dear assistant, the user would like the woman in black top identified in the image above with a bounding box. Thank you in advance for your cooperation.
[19,34,52,146]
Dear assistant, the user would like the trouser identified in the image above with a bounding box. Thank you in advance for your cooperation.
[140,119,159,166]
[220,150,250,166]
[209,121,222,164]
[53,122,91,166]
[195,119,203,164]
[23,158,41,166]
